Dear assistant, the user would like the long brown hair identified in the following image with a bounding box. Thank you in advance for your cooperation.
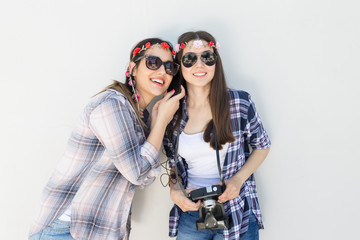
[167,31,234,149]
[98,38,176,128]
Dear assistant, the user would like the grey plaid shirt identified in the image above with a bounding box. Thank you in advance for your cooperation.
[29,89,160,240]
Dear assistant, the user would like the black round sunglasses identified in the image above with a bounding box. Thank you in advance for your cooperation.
[181,51,217,68]
[135,55,179,76]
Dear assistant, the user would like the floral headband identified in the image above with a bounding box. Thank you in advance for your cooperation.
[132,42,176,60]
[174,39,220,53]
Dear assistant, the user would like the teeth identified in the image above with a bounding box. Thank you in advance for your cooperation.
[193,73,206,76]
[151,79,164,84]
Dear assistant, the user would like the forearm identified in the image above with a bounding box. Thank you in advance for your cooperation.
[110,141,160,185]
[233,147,271,185]
[218,148,270,203]
[169,176,184,203]
[147,120,167,152]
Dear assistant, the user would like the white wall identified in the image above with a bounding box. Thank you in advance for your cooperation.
[1,0,359,239]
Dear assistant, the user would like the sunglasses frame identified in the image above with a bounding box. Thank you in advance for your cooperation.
[135,55,179,76]
[181,50,217,68]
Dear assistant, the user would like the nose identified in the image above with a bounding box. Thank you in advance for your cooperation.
[156,64,166,75]
[194,56,205,67]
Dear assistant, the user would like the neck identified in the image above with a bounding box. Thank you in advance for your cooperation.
[136,88,153,110]
[186,84,210,108]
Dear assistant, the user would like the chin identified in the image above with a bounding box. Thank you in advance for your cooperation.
[150,89,166,97]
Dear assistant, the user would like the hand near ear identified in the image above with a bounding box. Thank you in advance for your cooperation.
[151,85,185,129]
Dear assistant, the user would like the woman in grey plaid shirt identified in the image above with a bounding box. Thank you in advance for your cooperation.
[164,31,271,240]
[29,37,185,240]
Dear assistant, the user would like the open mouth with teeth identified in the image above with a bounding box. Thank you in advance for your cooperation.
[193,72,207,77]
[151,78,165,86]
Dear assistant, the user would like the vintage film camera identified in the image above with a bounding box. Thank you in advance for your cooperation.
[173,124,229,230]
[188,184,229,230]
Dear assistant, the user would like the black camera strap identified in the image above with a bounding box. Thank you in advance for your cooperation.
[213,122,226,188]
[172,122,225,198]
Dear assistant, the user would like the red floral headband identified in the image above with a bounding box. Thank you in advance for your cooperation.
[132,42,176,59]
[174,40,220,53]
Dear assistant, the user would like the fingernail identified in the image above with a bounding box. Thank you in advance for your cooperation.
[171,89,175,92]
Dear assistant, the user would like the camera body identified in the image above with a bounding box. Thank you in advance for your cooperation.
[189,184,223,200]
[189,184,229,230]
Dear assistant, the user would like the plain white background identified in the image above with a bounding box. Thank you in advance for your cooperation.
[1,0,359,239]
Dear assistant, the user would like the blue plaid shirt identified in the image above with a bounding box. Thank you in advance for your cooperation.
[29,89,160,240]
[163,89,271,239]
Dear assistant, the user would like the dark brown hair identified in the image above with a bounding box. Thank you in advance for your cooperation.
[167,31,234,149]
[99,38,176,128]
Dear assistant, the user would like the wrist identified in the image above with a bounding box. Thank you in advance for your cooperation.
[151,118,167,131]
[232,173,245,187]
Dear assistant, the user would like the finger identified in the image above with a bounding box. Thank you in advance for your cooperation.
[218,192,229,203]
[184,199,200,211]
[223,187,231,195]
[173,85,185,100]
[188,202,201,211]
[152,99,162,109]
[168,85,185,102]
[162,89,175,101]
[185,188,197,194]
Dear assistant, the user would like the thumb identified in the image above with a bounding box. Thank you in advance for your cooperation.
[152,99,162,110]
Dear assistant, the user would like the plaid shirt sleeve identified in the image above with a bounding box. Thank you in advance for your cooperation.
[88,97,160,185]
[244,93,271,149]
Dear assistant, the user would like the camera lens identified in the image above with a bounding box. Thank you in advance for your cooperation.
[203,199,216,207]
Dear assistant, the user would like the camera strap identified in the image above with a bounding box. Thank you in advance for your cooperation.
[172,122,225,198]
[213,122,226,188]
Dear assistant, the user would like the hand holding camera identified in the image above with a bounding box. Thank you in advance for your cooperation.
[217,177,242,203]
[170,187,202,212]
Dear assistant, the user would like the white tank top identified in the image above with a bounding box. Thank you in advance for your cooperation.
[58,207,71,221]
[178,131,229,189]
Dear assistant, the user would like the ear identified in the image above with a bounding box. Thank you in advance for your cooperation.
[128,62,137,77]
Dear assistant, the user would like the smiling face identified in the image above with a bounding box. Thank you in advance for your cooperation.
[132,47,174,102]
[181,39,216,90]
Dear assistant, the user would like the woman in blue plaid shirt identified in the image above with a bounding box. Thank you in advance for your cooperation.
[29,38,185,240]
[163,31,271,240]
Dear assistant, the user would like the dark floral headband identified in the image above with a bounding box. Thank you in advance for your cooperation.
[132,42,176,60]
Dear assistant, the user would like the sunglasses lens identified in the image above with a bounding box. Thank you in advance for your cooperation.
[144,55,178,76]
[201,51,217,66]
[164,62,179,76]
[182,53,197,68]
[145,56,162,70]
[182,51,217,68]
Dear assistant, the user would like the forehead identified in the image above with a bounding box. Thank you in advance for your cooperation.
[183,39,213,54]
[144,46,173,61]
